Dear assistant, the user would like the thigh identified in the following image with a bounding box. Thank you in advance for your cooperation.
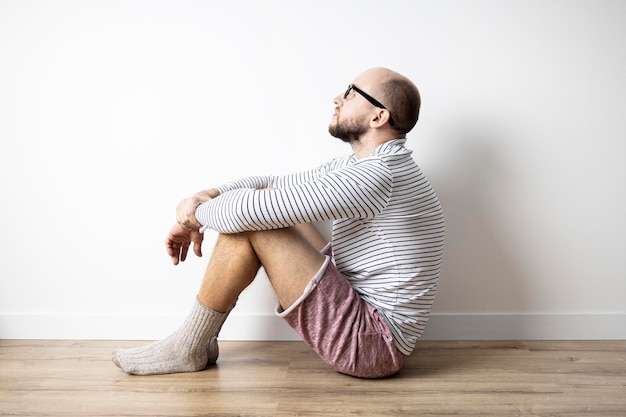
[291,222,328,252]
[248,226,327,310]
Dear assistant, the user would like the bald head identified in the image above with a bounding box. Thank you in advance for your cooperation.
[357,68,421,134]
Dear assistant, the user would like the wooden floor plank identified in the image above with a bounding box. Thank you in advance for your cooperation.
[1,340,625,417]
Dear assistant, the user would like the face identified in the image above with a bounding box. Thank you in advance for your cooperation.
[328,69,389,143]
[328,84,370,143]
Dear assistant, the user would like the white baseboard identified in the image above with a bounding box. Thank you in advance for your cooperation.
[421,313,626,340]
[0,313,301,341]
[1,313,625,340]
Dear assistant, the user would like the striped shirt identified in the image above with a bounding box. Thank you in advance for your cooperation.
[196,138,445,355]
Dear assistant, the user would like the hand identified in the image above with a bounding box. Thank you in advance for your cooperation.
[175,196,205,230]
[175,189,220,230]
[165,223,204,265]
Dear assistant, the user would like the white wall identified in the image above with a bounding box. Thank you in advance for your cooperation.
[1,0,624,341]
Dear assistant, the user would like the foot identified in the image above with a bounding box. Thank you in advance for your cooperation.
[112,334,208,375]
[112,299,226,375]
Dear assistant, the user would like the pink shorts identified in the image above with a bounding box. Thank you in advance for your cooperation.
[275,246,406,378]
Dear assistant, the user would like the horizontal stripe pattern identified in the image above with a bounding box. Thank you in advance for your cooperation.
[196,139,444,355]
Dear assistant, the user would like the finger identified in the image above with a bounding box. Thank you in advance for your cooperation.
[169,245,180,265]
[192,232,204,257]
[180,242,190,262]
[166,236,181,265]
[165,237,175,257]
[169,246,180,265]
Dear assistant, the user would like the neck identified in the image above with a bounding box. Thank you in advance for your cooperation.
[350,132,404,159]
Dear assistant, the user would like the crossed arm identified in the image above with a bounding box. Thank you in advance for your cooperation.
[166,187,284,265]
[164,156,391,265]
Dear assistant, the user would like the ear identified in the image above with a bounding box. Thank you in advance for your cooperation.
[369,108,391,128]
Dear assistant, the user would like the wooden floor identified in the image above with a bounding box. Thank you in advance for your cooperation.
[1,340,625,417]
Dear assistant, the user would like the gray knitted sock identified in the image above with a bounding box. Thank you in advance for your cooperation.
[112,298,227,375]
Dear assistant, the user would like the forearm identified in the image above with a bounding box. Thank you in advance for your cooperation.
[195,155,366,233]
[195,165,391,234]
[195,188,289,234]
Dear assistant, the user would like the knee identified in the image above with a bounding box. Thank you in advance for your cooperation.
[211,232,261,274]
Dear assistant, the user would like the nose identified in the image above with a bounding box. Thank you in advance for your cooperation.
[333,93,344,106]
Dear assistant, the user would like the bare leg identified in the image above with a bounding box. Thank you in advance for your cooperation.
[247,226,326,309]
[200,223,327,364]
[197,232,261,312]
[113,224,327,375]
[200,222,327,312]
[292,222,329,252]
[197,232,261,365]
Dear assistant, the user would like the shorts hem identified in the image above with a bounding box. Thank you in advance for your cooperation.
[275,255,331,318]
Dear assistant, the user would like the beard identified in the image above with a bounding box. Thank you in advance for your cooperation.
[328,114,368,143]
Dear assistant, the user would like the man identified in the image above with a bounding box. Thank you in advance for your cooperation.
[113,67,444,378]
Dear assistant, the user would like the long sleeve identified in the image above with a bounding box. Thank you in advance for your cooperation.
[196,156,393,234]
[215,155,352,194]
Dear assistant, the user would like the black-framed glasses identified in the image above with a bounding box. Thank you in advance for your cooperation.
[343,84,395,126]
